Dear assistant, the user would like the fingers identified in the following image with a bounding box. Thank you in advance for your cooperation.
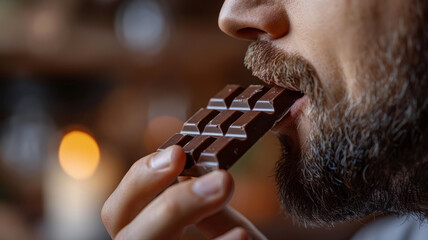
[214,227,250,240]
[101,145,186,238]
[197,207,267,240]
[115,170,234,240]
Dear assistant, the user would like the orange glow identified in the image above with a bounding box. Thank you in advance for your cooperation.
[59,131,100,180]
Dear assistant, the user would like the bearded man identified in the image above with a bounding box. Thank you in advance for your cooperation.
[101,0,428,239]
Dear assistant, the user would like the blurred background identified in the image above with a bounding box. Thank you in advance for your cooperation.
[0,0,364,239]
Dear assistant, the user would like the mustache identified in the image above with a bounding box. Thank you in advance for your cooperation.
[244,40,322,102]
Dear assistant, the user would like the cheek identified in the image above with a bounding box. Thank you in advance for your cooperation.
[275,0,390,105]
[278,1,353,104]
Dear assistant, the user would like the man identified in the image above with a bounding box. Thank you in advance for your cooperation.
[101,0,428,239]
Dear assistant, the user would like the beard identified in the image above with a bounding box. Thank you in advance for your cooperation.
[244,4,428,226]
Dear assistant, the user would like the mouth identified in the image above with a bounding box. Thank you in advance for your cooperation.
[268,85,308,156]
[263,80,306,117]
[289,94,308,118]
[266,82,307,132]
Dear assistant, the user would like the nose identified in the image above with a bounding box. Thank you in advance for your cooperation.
[218,0,289,41]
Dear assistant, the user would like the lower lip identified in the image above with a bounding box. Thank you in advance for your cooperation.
[289,95,308,119]
[272,95,308,130]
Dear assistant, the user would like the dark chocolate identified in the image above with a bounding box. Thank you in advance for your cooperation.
[180,109,220,135]
[202,110,243,137]
[158,134,193,151]
[157,85,302,177]
[182,135,216,168]
[207,85,244,110]
[229,85,269,111]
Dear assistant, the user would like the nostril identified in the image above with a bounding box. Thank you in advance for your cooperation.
[236,28,265,40]
[219,0,289,41]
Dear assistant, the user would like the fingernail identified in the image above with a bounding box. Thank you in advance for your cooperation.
[150,147,173,170]
[192,171,224,197]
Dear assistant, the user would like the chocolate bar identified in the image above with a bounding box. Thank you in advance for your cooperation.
[157,85,302,176]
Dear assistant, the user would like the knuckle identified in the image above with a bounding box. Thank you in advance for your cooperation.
[123,158,147,186]
[157,193,182,219]
[129,158,146,177]
[101,200,113,228]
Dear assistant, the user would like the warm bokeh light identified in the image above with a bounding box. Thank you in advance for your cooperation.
[59,131,100,180]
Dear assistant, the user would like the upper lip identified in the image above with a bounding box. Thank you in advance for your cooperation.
[260,78,302,93]
[280,85,301,92]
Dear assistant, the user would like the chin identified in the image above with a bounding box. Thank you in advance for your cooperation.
[273,99,428,227]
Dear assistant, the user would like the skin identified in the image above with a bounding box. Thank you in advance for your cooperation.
[219,0,410,155]
[102,0,426,238]
[101,146,264,239]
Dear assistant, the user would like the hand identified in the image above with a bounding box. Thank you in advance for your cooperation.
[101,145,267,240]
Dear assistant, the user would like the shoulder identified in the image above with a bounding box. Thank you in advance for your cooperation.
[351,215,428,240]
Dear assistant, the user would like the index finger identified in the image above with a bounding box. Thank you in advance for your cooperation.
[101,145,186,238]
